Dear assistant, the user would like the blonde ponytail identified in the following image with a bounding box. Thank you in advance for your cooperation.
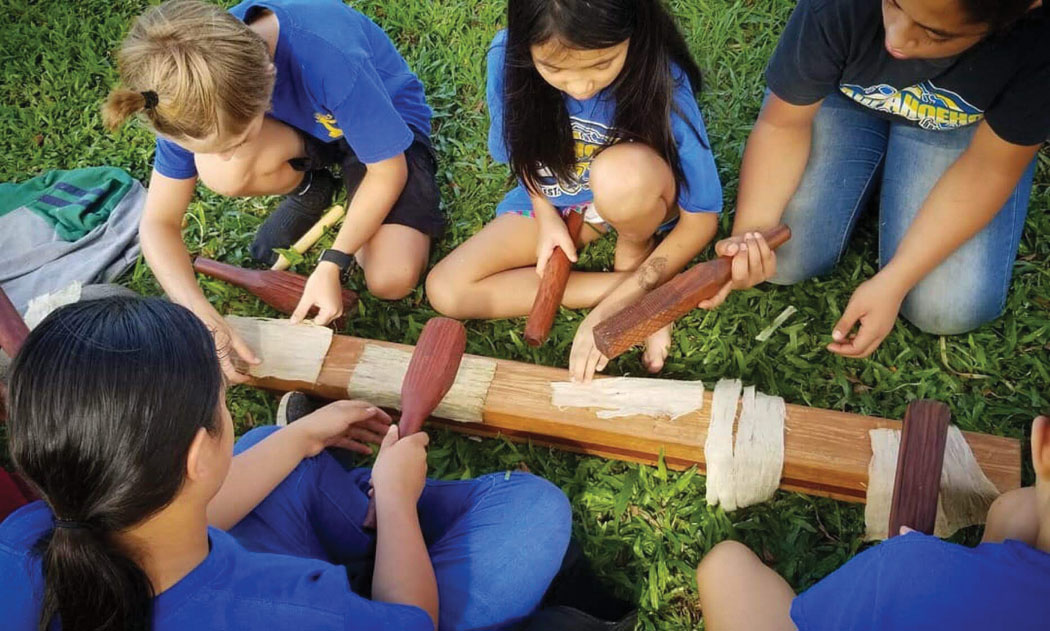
[101,89,149,132]
[102,0,274,142]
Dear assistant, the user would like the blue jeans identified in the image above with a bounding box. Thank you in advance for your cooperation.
[771,92,1037,335]
[229,426,572,631]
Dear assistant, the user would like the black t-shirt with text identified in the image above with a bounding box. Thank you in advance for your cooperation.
[766,0,1050,146]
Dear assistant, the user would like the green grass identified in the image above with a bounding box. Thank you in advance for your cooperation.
[2,1,1048,628]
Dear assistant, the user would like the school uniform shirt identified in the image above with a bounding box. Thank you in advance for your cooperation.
[791,531,1050,630]
[766,0,1050,146]
[0,501,433,631]
[485,30,723,216]
[153,0,431,180]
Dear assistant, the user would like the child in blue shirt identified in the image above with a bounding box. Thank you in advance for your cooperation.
[426,0,723,382]
[102,0,443,383]
[695,414,1050,630]
[0,297,571,631]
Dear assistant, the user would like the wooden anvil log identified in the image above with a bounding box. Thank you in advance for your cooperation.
[241,330,1021,505]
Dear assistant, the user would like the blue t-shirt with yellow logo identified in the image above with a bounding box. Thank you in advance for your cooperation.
[485,30,723,216]
[153,0,431,180]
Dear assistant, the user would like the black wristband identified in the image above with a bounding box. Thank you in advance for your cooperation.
[319,248,354,280]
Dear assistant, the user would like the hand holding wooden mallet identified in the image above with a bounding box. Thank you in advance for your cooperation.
[592,224,791,360]
[193,257,358,327]
[524,209,585,346]
[362,316,467,529]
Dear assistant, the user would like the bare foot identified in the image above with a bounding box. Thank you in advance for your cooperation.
[642,323,672,373]
[614,236,655,272]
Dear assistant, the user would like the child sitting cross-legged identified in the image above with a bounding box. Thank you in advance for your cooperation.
[695,415,1050,630]
[0,297,571,631]
[426,0,723,383]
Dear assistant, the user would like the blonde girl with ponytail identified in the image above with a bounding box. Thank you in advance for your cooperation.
[104,0,444,382]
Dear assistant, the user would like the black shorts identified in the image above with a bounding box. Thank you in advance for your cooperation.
[334,132,445,239]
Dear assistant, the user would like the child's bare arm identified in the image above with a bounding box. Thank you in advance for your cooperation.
[292,152,408,324]
[372,428,439,628]
[207,401,391,530]
[139,171,261,381]
[139,170,203,308]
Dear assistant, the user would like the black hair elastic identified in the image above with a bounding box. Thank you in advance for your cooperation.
[53,519,89,530]
[141,90,159,110]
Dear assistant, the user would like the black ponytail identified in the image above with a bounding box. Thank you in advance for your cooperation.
[7,297,223,631]
[503,0,704,193]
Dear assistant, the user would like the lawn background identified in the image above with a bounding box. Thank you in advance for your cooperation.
[2,0,1048,628]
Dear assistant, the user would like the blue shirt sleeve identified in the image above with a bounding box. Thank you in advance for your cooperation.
[326,51,414,164]
[341,592,434,631]
[670,70,722,213]
[153,137,198,180]
[486,30,509,164]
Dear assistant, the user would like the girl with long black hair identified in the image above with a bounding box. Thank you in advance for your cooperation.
[427,0,723,382]
[0,297,570,630]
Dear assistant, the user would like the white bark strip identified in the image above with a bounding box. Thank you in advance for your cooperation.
[347,344,496,423]
[24,281,82,329]
[865,426,1002,540]
[732,389,786,509]
[935,426,1001,537]
[705,379,742,507]
[864,428,899,541]
[550,377,705,420]
[226,316,333,384]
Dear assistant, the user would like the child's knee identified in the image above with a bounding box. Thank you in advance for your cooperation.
[987,490,1022,524]
[506,474,573,560]
[425,262,467,318]
[984,487,1038,543]
[900,288,999,335]
[696,540,756,588]
[522,474,572,527]
[590,145,664,221]
[365,264,420,301]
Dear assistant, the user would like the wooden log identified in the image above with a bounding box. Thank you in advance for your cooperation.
[194,257,358,326]
[524,209,585,346]
[363,317,467,528]
[889,400,951,536]
[271,205,345,271]
[243,331,1021,504]
[593,225,791,359]
[0,287,29,358]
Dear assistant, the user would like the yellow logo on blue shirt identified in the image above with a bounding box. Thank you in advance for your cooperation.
[536,117,610,199]
[840,81,984,131]
[314,113,344,138]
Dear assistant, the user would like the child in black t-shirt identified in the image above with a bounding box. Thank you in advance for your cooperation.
[699,0,1048,358]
